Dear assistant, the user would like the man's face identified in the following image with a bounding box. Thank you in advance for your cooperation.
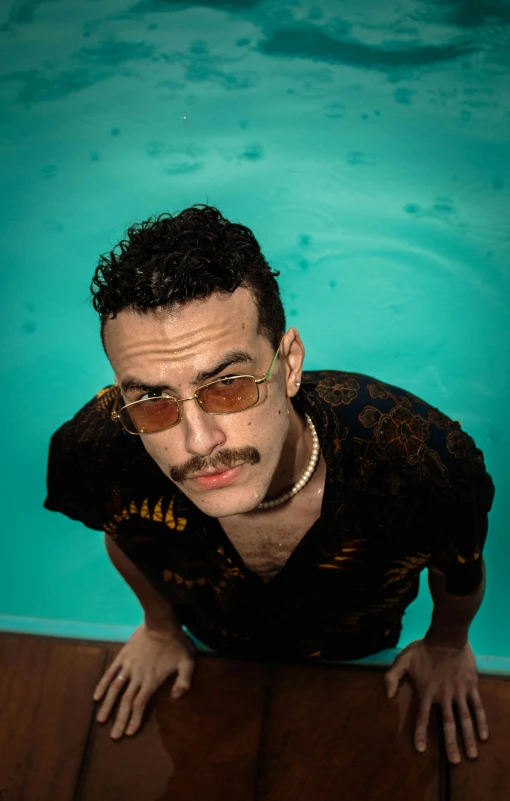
[104,288,298,518]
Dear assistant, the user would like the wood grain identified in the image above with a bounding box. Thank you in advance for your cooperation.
[0,634,106,801]
[79,650,268,801]
[258,663,441,801]
[449,675,510,800]
[3,633,510,801]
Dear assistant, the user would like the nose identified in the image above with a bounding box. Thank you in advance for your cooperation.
[179,396,226,457]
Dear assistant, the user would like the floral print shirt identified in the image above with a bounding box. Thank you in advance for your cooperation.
[44,370,496,662]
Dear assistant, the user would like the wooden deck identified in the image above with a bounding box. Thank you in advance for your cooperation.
[0,632,508,800]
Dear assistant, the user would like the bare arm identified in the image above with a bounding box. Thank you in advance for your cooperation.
[425,558,486,649]
[93,535,195,740]
[385,559,489,764]
[104,533,182,635]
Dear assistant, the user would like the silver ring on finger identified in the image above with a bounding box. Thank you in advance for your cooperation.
[116,673,127,682]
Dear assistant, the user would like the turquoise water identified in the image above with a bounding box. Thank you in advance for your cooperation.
[0,0,508,671]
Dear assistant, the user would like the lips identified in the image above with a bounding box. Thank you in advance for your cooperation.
[189,464,244,490]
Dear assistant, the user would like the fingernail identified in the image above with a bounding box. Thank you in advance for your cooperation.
[417,743,425,753]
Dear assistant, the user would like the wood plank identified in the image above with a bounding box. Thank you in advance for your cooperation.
[449,675,510,800]
[0,633,107,801]
[258,663,441,801]
[9,632,510,801]
[79,650,268,801]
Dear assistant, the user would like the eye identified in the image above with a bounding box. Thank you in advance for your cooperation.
[137,391,174,402]
[213,373,248,388]
[216,377,237,387]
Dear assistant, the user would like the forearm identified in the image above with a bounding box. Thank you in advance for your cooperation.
[104,533,182,634]
[425,559,486,649]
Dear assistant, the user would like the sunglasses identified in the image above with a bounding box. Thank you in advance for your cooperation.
[111,345,281,435]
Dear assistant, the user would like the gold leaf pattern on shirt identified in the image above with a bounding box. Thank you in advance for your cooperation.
[162,569,204,590]
[95,387,111,402]
[316,376,360,406]
[366,382,389,400]
[456,550,481,565]
[104,495,187,535]
[318,543,367,570]
[384,553,431,586]
[373,406,429,466]
[164,497,187,531]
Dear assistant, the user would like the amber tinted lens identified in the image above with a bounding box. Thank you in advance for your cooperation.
[197,376,259,413]
[120,397,179,434]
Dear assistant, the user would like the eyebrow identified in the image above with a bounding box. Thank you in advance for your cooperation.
[120,350,256,396]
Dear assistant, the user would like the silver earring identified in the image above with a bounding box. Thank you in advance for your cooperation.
[295,382,300,387]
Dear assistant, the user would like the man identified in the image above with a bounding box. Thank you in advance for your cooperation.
[44,204,495,765]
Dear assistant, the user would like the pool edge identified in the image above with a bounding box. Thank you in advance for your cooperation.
[1,615,508,674]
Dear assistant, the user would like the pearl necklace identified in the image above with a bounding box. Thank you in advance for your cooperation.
[257,413,320,510]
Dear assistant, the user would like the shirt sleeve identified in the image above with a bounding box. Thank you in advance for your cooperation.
[419,417,496,596]
[43,387,118,531]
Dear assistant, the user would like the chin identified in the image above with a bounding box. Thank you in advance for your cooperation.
[186,485,265,517]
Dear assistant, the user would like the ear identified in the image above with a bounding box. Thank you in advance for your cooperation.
[280,328,305,399]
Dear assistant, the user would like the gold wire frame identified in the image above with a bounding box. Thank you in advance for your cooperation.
[111,344,281,435]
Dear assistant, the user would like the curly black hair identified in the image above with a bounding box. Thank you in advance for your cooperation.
[90,204,286,352]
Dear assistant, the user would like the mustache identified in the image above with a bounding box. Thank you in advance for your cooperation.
[169,446,260,483]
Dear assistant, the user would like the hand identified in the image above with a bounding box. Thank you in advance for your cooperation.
[93,622,196,740]
[384,638,489,764]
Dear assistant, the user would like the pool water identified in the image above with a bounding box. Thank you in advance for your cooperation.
[0,0,508,672]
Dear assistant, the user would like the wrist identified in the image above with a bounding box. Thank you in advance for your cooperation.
[425,625,469,650]
[144,608,182,636]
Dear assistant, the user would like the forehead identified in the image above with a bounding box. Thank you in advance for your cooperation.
[104,288,262,378]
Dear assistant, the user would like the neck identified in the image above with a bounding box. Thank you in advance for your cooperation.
[263,404,311,500]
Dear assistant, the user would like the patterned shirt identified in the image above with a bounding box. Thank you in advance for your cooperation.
[44,370,496,662]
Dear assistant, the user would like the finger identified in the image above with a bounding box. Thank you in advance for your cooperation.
[110,681,141,740]
[442,700,461,765]
[469,687,489,741]
[93,658,123,701]
[456,697,478,759]
[384,655,410,699]
[125,689,151,736]
[171,657,196,700]
[414,696,432,753]
[96,674,129,723]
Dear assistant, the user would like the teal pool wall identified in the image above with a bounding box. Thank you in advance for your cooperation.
[0,0,508,672]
